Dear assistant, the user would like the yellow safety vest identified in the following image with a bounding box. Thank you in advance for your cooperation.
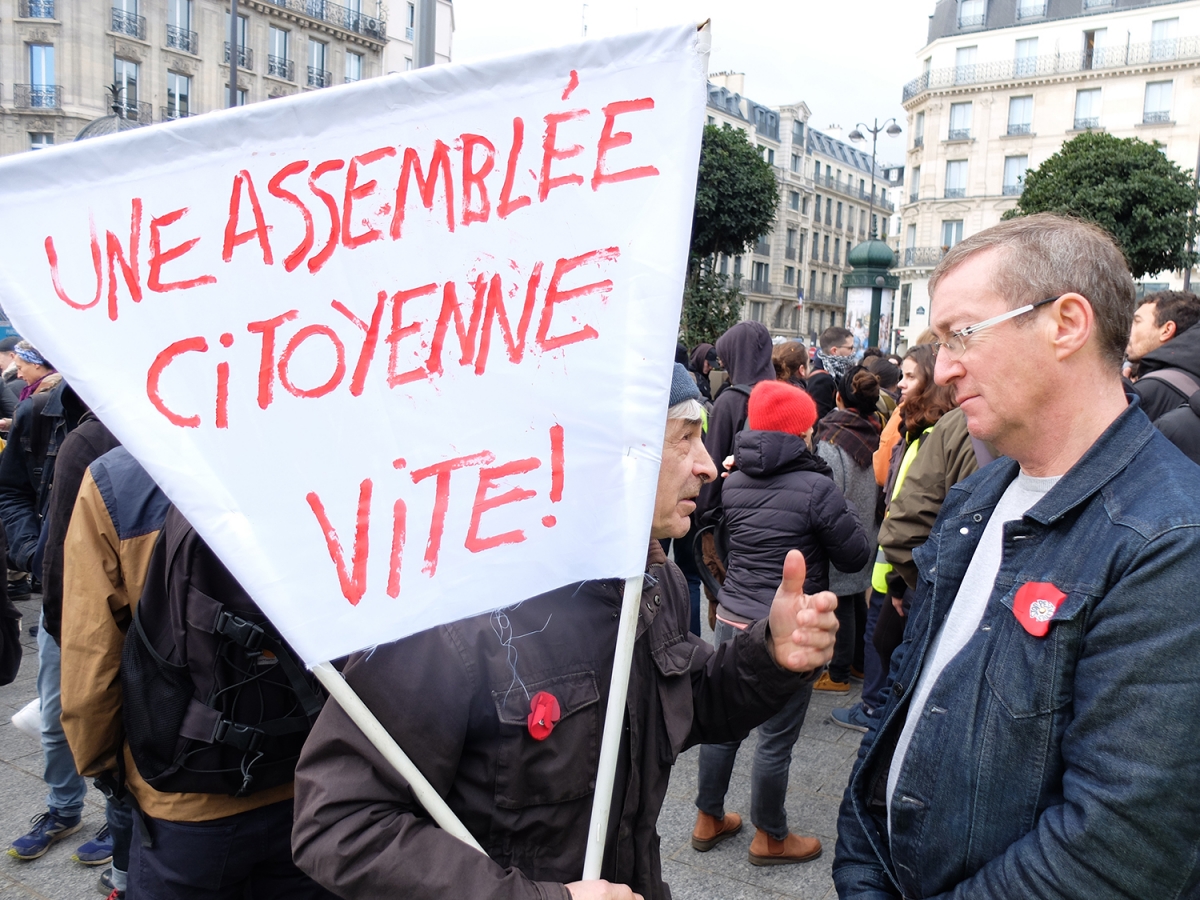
[871,425,934,594]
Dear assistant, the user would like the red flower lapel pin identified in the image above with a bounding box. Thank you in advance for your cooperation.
[527,691,561,741]
[1012,582,1067,637]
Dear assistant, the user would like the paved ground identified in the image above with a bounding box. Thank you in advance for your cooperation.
[0,593,865,900]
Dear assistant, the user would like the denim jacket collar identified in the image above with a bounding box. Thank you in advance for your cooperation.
[953,393,1153,525]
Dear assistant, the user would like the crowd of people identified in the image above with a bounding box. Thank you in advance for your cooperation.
[3,212,1200,900]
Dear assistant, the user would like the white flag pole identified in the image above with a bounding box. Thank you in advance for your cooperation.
[310,661,485,855]
[581,19,711,883]
[582,574,645,879]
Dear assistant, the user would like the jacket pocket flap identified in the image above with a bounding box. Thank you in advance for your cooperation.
[651,636,697,677]
[493,671,600,725]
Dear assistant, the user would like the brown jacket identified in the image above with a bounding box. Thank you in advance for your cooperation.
[293,542,808,900]
[60,448,292,821]
[877,406,980,590]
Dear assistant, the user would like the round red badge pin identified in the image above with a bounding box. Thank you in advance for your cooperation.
[527,691,561,741]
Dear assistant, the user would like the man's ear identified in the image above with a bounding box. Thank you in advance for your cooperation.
[1162,319,1178,342]
[1050,293,1094,362]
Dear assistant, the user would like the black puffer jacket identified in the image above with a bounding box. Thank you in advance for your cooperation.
[717,430,870,621]
[1157,391,1200,465]
[1133,322,1200,422]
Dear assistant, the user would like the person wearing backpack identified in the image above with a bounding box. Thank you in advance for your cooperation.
[59,447,335,900]
[1127,291,1200,422]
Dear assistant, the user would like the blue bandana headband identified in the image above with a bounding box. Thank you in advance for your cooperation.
[14,346,50,368]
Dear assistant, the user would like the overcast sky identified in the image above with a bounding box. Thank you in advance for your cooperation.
[450,0,936,168]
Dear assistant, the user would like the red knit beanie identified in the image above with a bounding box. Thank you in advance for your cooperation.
[747,380,818,437]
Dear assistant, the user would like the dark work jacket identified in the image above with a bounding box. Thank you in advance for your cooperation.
[40,411,120,642]
[1133,322,1200,422]
[806,368,837,421]
[292,542,808,900]
[0,383,78,572]
[718,430,871,621]
[1156,391,1200,465]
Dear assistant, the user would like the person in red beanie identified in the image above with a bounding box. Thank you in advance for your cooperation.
[691,380,870,865]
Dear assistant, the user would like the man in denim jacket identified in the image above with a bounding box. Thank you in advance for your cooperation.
[834,213,1200,899]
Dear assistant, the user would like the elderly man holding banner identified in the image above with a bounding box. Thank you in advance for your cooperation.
[291,364,839,900]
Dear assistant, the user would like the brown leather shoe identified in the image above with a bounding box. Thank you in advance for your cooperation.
[814,671,850,692]
[691,810,743,851]
[748,828,822,865]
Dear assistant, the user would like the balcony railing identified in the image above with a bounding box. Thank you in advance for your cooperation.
[265,0,385,40]
[18,0,54,17]
[1083,0,1113,7]
[902,247,946,267]
[14,84,61,108]
[1002,183,1024,196]
[119,100,153,123]
[307,66,332,88]
[267,55,295,80]
[810,173,896,212]
[225,42,254,69]
[747,279,773,296]
[944,187,966,198]
[785,246,796,260]
[1073,116,1100,130]
[405,25,413,40]
[753,241,771,257]
[958,13,986,28]
[1143,110,1172,124]
[1016,0,1047,18]
[913,135,924,148]
[909,191,920,203]
[111,7,146,39]
[166,24,198,53]
[161,106,192,121]
[904,37,1200,102]
[948,128,971,141]
[1007,122,1032,136]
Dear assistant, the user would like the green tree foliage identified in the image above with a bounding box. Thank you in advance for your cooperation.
[691,124,779,264]
[1004,131,1200,278]
[681,124,778,345]
[679,271,744,350]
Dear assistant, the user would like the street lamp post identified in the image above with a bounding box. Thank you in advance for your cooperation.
[848,118,902,239]
[848,118,901,347]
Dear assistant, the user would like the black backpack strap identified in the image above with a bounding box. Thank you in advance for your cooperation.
[1140,368,1200,400]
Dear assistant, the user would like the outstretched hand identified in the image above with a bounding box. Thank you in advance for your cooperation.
[767,550,838,673]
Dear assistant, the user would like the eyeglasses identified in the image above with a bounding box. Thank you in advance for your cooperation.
[932,295,1060,360]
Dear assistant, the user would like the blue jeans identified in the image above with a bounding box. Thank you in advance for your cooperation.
[107,796,134,883]
[860,589,887,713]
[695,621,815,840]
[37,611,86,817]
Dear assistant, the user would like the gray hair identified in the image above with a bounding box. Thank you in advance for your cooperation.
[667,398,705,423]
[928,213,1135,370]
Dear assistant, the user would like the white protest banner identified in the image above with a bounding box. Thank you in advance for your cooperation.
[0,24,707,666]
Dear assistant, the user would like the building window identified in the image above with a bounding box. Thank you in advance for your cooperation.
[789,190,800,211]
[955,45,977,84]
[958,0,986,28]
[29,132,54,150]
[733,256,742,278]
[749,301,765,322]
[1074,88,1101,130]
[308,39,329,87]
[784,266,795,286]
[21,0,55,17]
[945,160,967,198]
[751,261,770,293]
[764,147,775,165]
[913,111,924,148]
[166,0,195,52]
[836,201,844,228]
[113,57,140,118]
[1013,37,1038,76]
[798,232,806,263]
[166,71,190,118]
[785,227,797,259]
[834,238,841,265]
[225,12,249,66]
[1017,0,1046,19]
[793,119,804,144]
[269,26,292,79]
[832,274,839,296]
[809,270,817,299]
[1144,80,1173,124]
[225,85,247,105]
[948,101,972,140]
[1008,95,1033,135]
[1003,155,1028,195]
[909,166,920,203]
[941,219,964,249]
[346,50,363,83]
[1151,18,1178,61]
[900,283,912,327]
[28,44,56,108]
[707,115,714,125]
[822,235,830,262]
[405,57,413,70]
[791,153,801,173]
[905,223,916,252]
[111,0,143,38]
[801,196,809,215]
[825,198,832,225]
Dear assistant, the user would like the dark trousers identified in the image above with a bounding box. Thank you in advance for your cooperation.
[861,591,887,712]
[129,799,335,900]
[107,796,134,875]
[659,535,703,636]
[828,591,866,683]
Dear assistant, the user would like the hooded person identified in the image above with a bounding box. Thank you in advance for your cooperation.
[695,321,776,521]
[688,343,718,403]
